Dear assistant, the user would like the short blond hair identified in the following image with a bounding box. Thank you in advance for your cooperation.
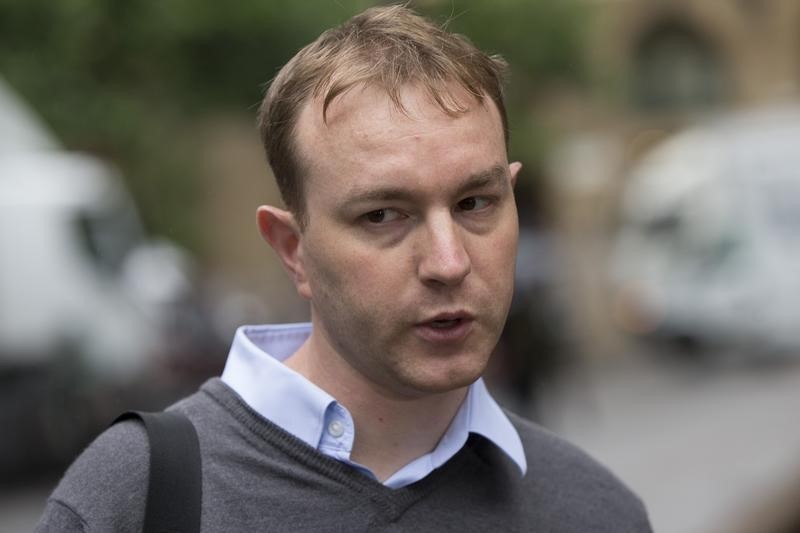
[257,4,509,224]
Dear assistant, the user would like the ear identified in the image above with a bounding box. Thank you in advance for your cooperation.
[256,206,311,300]
[509,161,522,188]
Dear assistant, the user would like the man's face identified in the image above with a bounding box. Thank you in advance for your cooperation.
[292,83,519,399]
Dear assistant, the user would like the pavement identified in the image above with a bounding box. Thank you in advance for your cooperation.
[0,481,52,533]
[542,349,800,533]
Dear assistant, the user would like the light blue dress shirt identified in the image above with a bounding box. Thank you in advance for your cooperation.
[220,323,527,489]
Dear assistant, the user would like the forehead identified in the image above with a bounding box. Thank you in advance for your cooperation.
[293,83,507,203]
[297,82,502,144]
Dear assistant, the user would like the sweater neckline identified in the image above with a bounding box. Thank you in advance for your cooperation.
[201,378,476,519]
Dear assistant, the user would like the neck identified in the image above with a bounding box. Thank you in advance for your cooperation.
[285,334,468,482]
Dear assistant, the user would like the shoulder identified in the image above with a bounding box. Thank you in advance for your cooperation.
[506,411,652,532]
[508,411,621,483]
[36,381,229,532]
[37,418,150,532]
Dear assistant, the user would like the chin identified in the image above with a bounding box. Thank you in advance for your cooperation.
[405,356,489,396]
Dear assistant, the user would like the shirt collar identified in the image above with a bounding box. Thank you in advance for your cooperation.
[464,377,527,473]
[220,323,335,448]
[220,323,526,475]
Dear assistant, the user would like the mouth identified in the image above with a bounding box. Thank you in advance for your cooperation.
[415,312,475,343]
[429,319,462,329]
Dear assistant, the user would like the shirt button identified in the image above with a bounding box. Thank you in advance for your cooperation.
[327,420,345,438]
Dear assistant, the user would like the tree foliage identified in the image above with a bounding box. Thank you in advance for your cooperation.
[0,0,586,249]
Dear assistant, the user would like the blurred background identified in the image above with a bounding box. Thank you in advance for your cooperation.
[1,1,800,531]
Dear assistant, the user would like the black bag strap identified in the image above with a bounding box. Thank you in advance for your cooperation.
[113,410,202,533]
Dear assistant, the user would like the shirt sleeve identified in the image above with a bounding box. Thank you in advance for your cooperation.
[35,419,150,533]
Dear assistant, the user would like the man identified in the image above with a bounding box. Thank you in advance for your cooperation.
[38,5,651,532]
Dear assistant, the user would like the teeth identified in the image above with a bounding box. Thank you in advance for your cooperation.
[431,319,458,328]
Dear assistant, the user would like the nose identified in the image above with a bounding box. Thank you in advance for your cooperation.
[417,212,471,287]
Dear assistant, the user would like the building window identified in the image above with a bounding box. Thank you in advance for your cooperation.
[632,20,727,111]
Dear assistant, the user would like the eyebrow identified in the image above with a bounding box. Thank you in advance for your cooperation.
[339,164,509,211]
[454,164,509,198]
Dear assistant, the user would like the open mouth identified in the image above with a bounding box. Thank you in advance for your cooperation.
[415,314,474,343]
[429,318,461,329]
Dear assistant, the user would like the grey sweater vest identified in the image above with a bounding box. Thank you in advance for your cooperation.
[37,378,651,532]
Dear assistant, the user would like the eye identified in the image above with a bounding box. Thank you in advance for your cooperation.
[364,208,404,224]
[457,196,491,212]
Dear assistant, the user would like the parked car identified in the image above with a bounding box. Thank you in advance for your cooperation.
[609,107,800,358]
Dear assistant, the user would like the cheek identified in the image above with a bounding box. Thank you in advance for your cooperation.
[305,238,407,305]
[476,220,518,280]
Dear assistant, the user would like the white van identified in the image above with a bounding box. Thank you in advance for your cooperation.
[0,77,198,472]
[0,151,179,378]
[0,78,192,380]
[610,107,800,357]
